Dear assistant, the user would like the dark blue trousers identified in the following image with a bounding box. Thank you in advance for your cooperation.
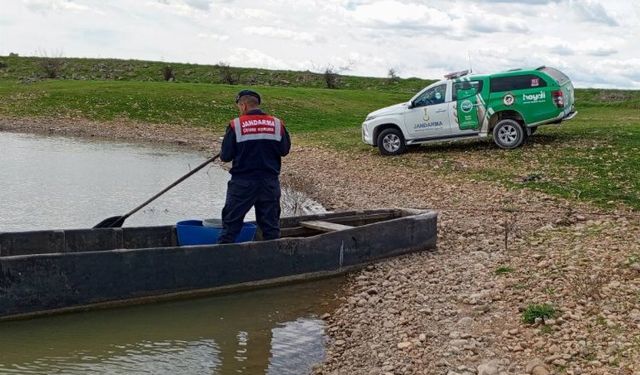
[218,177,281,244]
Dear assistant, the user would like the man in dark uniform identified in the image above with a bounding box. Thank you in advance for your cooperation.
[218,89,291,243]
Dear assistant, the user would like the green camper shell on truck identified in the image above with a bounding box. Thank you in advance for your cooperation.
[361,66,577,155]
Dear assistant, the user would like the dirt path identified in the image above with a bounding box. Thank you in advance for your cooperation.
[3,117,639,375]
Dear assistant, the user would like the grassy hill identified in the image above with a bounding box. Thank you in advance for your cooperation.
[0,55,432,94]
[0,55,638,210]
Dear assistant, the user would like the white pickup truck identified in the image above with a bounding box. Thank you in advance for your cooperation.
[361,67,577,155]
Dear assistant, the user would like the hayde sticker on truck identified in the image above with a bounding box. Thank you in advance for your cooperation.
[522,91,546,104]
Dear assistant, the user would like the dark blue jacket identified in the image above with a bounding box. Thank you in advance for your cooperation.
[220,109,291,179]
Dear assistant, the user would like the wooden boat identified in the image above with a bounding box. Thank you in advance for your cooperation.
[0,208,437,320]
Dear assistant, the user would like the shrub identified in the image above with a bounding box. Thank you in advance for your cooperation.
[39,57,64,79]
[162,65,175,81]
[522,303,556,324]
[495,266,514,275]
[387,68,400,83]
[568,272,608,302]
[0,60,7,69]
[216,62,237,85]
[324,66,339,89]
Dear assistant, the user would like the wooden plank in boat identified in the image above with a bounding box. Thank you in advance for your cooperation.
[300,220,354,232]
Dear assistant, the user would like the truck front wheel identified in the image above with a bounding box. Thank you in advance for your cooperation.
[493,119,525,149]
[377,128,407,156]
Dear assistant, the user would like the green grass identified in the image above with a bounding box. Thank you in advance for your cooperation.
[540,325,553,334]
[495,266,514,275]
[462,106,640,210]
[0,55,433,94]
[0,79,407,137]
[574,88,640,109]
[1,56,639,211]
[522,303,556,324]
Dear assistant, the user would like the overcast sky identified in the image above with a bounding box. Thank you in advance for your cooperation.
[1,0,638,88]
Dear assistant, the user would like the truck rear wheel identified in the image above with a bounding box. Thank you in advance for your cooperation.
[377,128,407,156]
[493,119,525,149]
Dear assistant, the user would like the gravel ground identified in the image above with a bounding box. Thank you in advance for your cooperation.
[289,148,640,375]
[2,117,639,375]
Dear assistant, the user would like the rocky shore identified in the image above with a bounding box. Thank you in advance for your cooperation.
[287,148,639,375]
[2,117,639,374]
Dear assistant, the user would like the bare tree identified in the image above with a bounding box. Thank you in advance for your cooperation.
[162,65,175,81]
[387,68,400,83]
[37,50,64,79]
[323,66,339,89]
[215,61,238,85]
[321,60,354,89]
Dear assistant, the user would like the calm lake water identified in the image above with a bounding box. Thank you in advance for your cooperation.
[0,278,343,375]
[0,131,244,231]
[0,131,341,374]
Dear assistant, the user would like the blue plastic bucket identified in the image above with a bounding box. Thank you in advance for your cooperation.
[176,220,257,246]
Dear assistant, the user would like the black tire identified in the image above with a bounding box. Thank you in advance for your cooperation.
[493,119,525,149]
[377,128,407,156]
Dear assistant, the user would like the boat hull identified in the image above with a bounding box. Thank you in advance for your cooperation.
[0,209,437,320]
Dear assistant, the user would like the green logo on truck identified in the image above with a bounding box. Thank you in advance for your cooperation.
[457,87,479,130]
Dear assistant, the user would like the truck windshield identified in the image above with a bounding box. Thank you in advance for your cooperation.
[413,84,446,107]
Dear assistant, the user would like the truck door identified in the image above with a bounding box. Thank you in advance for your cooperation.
[404,83,451,139]
[453,80,484,131]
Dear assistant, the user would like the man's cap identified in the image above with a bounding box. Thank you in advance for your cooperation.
[235,89,261,104]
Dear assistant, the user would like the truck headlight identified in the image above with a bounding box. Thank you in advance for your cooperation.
[365,114,377,121]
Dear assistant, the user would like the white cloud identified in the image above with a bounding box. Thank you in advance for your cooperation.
[197,32,229,41]
[570,0,619,26]
[154,0,211,11]
[23,0,89,13]
[218,7,278,20]
[349,1,453,30]
[226,48,290,70]
[585,47,617,57]
[2,0,639,88]
[243,26,323,43]
[184,0,211,11]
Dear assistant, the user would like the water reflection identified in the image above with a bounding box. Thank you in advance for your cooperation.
[0,130,339,374]
[0,278,342,374]
[0,131,243,231]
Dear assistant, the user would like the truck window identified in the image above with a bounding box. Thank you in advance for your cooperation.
[453,80,484,100]
[490,74,547,92]
[539,67,570,84]
[413,84,446,107]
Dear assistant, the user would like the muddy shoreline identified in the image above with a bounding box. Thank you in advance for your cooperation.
[0,116,219,153]
[3,116,639,375]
